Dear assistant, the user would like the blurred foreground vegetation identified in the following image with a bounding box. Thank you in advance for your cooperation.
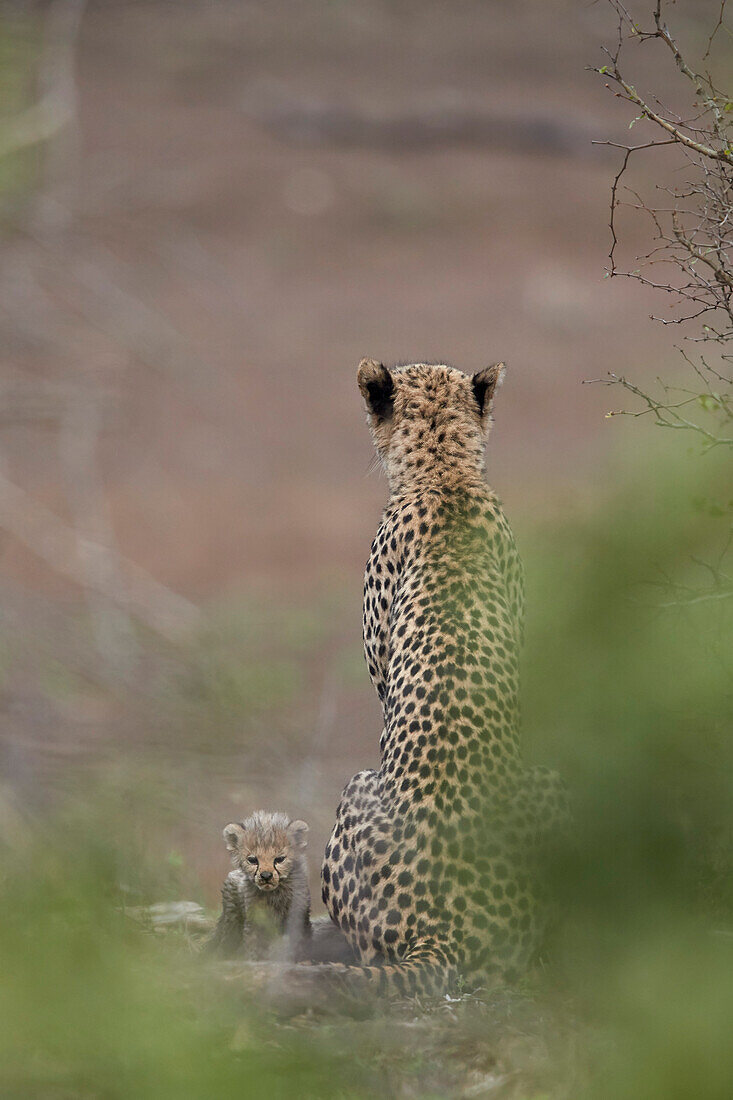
[1,438,731,1099]
[523,437,733,1099]
[1,1,729,1093]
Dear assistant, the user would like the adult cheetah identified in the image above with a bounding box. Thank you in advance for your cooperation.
[320,360,567,1000]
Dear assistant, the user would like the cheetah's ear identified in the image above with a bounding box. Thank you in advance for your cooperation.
[472,363,506,420]
[288,819,309,850]
[223,823,245,852]
[357,358,394,420]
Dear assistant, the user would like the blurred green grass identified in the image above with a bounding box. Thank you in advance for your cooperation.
[1,438,731,1098]
[0,794,368,1100]
[0,13,40,215]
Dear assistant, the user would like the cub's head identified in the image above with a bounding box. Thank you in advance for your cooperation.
[223,811,308,893]
[357,360,505,491]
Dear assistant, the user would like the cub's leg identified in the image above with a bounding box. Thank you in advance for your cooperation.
[205,870,246,957]
[283,882,314,962]
[302,916,358,964]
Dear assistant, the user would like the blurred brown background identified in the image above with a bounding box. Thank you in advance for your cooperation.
[0,0,704,904]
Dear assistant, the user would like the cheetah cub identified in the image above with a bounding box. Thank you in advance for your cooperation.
[206,811,311,961]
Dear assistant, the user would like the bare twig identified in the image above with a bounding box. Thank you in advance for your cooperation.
[591,139,676,267]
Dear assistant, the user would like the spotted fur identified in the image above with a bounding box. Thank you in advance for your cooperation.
[319,360,568,1001]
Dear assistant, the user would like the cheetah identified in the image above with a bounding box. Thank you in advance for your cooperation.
[207,811,311,960]
[319,360,569,1001]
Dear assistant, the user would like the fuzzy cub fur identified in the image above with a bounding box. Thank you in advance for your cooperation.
[207,811,311,960]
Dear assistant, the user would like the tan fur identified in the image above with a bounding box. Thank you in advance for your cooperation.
[356,358,504,496]
[316,361,568,1003]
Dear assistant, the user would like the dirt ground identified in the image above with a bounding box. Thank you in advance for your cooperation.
[0,0,713,901]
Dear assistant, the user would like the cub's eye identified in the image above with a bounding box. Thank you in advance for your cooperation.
[274,856,285,866]
[247,856,258,865]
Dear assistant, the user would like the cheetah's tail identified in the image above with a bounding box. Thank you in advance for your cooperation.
[268,938,457,1014]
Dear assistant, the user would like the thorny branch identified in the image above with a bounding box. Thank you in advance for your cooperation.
[590,0,733,459]
[590,1,733,606]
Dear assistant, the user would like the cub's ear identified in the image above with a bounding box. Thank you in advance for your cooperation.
[288,819,309,850]
[472,362,506,418]
[357,358,394,420]
[223,823,245,852]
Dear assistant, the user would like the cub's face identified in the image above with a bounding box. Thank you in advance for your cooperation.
[223,816,308,893]
[356,359,505,489]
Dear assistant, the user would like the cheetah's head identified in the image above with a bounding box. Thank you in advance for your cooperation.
[357,360,505,491]
[223,811,308,892]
